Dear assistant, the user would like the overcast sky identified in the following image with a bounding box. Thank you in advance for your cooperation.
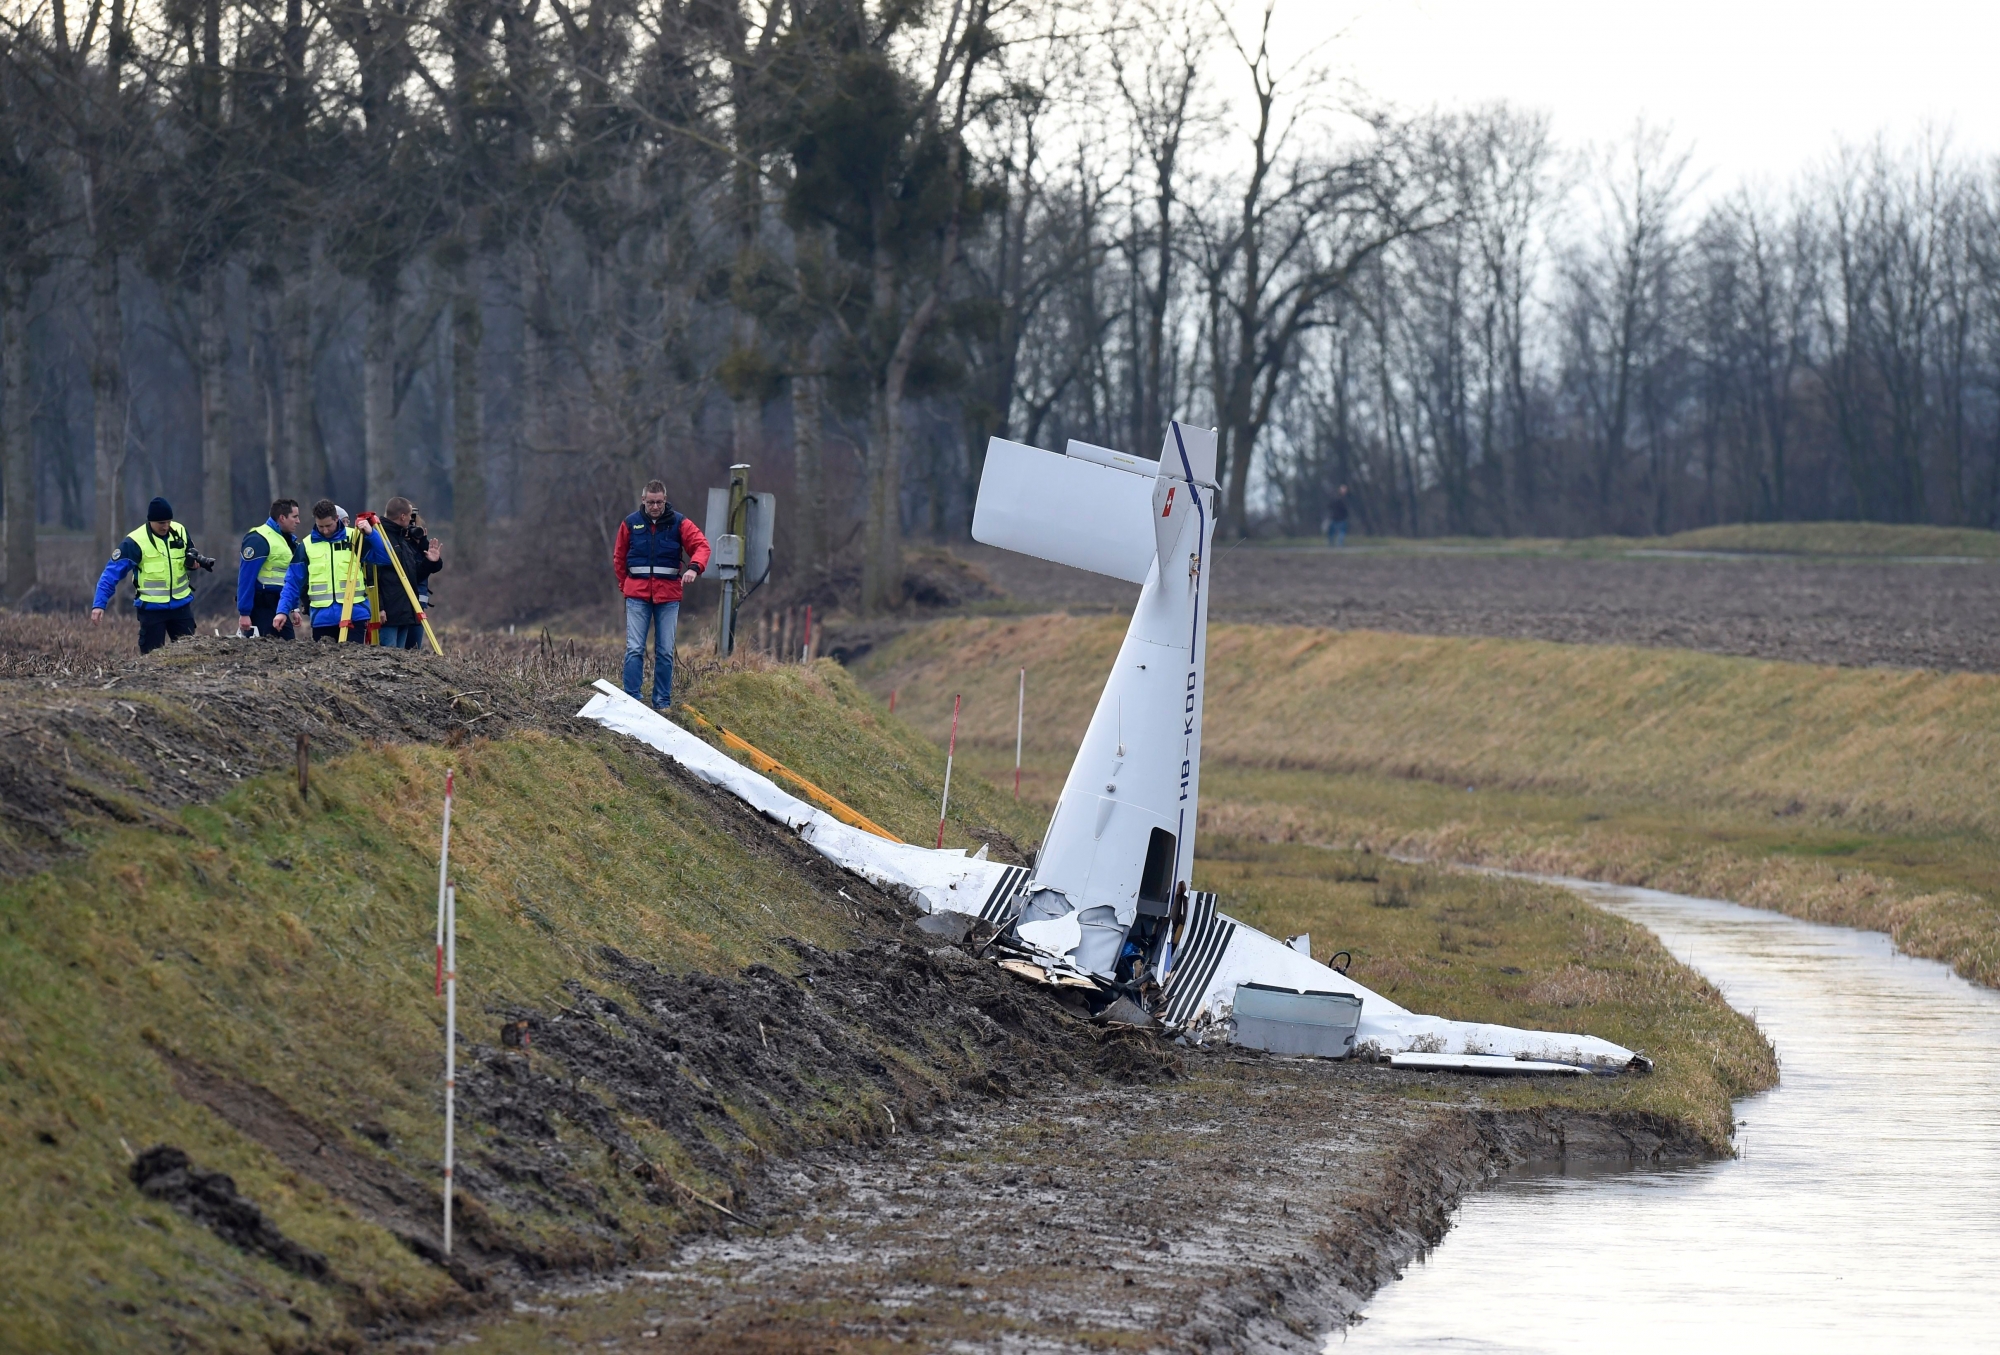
[1246,0,2000,202]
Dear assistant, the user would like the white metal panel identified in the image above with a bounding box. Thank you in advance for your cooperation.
[1065,438,1157,476]
[1160,421,1219,487]
[972,438,1157,583]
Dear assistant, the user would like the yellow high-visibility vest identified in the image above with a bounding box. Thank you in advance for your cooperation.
[304,531,364,610]
[126,523,193,606]
[248,523,294,591]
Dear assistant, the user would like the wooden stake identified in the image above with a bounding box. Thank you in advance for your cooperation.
[1014,668,1025,800]
[937,693,961,849]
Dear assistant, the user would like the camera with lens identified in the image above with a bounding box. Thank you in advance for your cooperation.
[190,550,217,572]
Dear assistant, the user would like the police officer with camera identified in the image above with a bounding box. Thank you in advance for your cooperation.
[90,496,217,654]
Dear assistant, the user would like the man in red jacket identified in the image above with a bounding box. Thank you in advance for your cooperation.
[613,479,712,708]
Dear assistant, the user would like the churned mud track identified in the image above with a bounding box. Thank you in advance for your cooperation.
[0,636,582,874]
[428,1055,1702,1353]
[951,545,2000,674]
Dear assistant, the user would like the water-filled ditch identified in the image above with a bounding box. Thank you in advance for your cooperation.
[1331,879,2000,1354]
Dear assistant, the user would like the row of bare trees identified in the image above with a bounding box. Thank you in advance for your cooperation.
[1259,127,2000,538]
[5,0,2000,621]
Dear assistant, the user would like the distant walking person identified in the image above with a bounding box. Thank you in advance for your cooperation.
[613,479,710,709]
[90,497,217,653]
[1326,484,1351,547]
[237,498,306,639]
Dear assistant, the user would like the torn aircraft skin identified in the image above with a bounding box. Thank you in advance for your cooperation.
[577,425,1648,1074]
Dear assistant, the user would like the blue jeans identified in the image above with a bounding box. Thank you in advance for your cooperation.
[1327,519,1348,547]
[377,624,420,650]
[624,599,681,707]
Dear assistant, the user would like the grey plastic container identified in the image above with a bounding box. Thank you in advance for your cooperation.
[1231,983,1364,1059]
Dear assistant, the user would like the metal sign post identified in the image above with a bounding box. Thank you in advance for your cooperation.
[703,465,776,657]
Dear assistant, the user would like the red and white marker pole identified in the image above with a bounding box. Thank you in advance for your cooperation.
[1014,668,1025,801]
[433,771,457,1256]
[435,769,453,996]
[442,881,457,1257]
[936,693,961,849]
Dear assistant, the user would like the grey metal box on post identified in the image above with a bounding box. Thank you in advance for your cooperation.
[702,489,775,591]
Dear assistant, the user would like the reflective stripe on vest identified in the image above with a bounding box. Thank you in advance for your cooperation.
[126,523,192,606]
[304,532,364,610]
[250,523,294,590]
[625,510,684,576]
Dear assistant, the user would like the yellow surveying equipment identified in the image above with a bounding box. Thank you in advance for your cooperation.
[375,521,445,655]
[336,516,370,642]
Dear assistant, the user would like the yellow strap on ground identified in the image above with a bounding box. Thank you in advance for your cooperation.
[678,706,902,843]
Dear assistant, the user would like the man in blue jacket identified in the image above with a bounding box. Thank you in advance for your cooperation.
[90,497,217,653]
[236,498,307,639]
[301,499,390,640]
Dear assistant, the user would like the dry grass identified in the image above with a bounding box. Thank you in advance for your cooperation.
[857,614,2000,988]
[0,610,134,677]
[1196,764,2000,991]
[860,615,2000,837]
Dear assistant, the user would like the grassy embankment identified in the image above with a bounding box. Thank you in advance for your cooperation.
[0,629,1769,1351]
[857,614,2000,992]
[0,651,1035,1353]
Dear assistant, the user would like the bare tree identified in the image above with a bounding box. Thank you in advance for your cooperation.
[1195,6,1444,538]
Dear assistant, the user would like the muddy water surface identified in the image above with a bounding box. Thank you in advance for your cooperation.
[1333,881,2000,1354]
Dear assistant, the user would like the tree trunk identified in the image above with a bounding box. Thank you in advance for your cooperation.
[657,256,695,462]
[91,247,126,556]
[2,286,34,597]
[252,285,281,505]
[363,272,397,510]
[860,385,900,613]
[451,258,485,566]
[199,265,233,537]
[282,263,322,500]
[519,241,549,492]
[1223,413,1255,539]
[790,331,825,584]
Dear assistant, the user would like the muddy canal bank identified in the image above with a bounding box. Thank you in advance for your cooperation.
[413,1055,1703,1353]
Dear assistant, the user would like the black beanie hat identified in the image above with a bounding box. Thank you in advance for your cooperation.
[147,497,174,522]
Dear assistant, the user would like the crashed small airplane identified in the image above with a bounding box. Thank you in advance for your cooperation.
[580,421,1648,1076]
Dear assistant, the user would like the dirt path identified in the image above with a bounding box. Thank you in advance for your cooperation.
[949,544,2000,674]
[427,1059,1700,1353]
